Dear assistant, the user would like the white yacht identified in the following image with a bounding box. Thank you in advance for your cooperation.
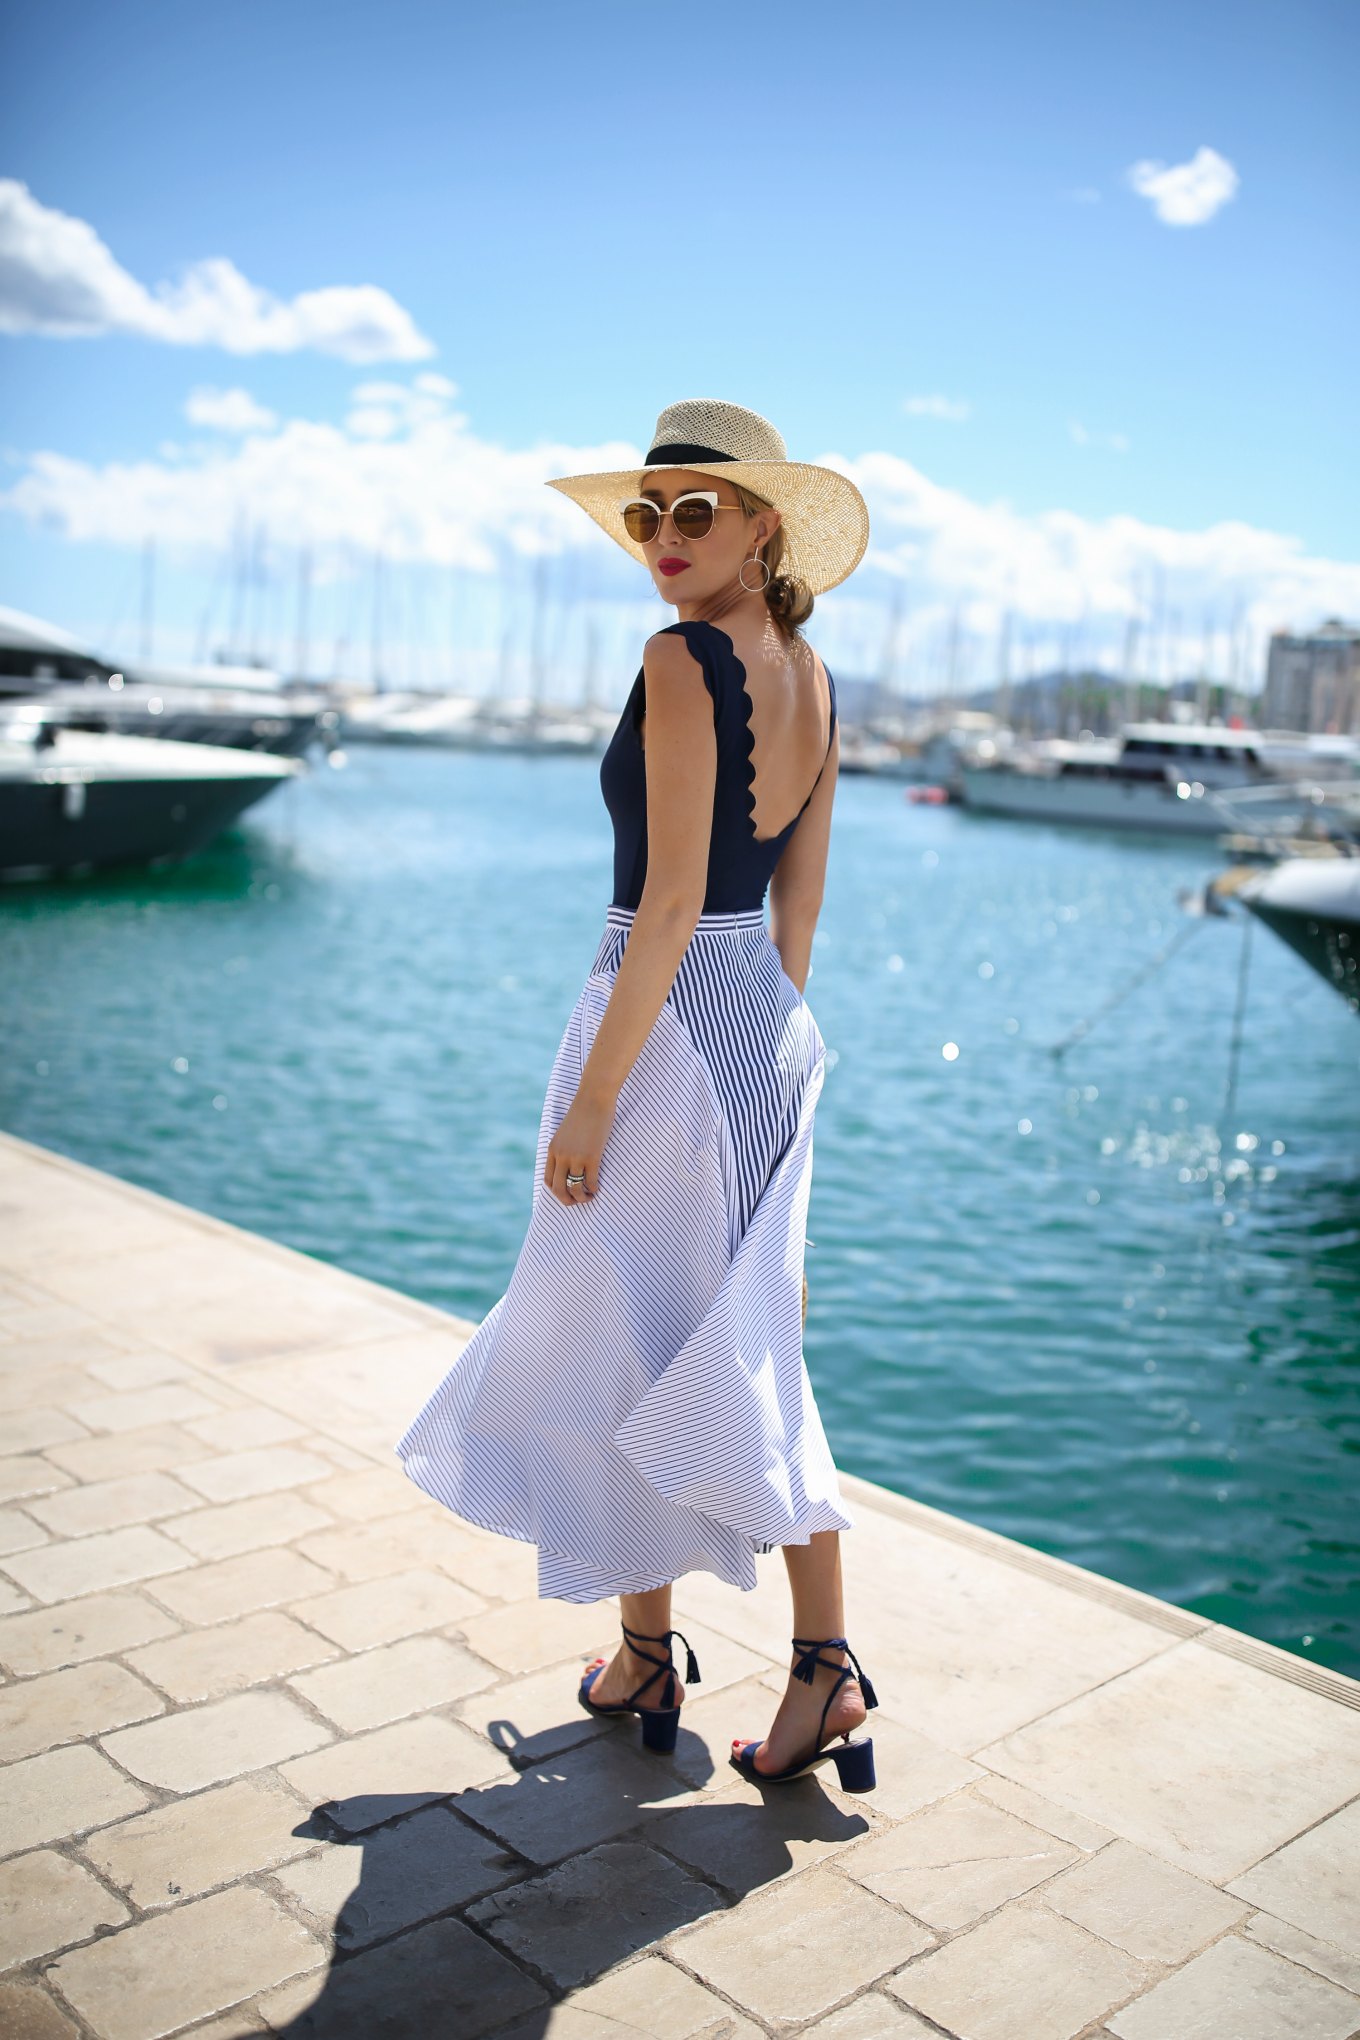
[0,606,339,759]
[339,691,610,753]
[0,704,302,881]
[1238,856,1360,1013]
[959,721,1357,837]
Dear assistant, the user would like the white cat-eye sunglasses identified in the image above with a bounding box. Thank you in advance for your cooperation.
[616,491,745,544]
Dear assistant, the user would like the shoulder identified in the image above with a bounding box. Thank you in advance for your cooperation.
[642,624,719,700]
[796,635,837,722]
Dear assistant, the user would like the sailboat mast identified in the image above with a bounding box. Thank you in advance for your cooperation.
[294,545,311,682]
[139,535,156,662]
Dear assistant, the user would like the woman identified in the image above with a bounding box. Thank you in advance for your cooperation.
[397,398,878,1792]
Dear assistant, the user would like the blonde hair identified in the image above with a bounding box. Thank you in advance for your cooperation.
[732,482,815,640]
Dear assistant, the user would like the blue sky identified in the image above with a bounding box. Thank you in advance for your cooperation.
[1,0,1356,698]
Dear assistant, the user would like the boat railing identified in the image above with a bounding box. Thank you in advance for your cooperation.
[1206,776,1360,859]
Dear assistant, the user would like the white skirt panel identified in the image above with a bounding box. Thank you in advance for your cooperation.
[395,902,853,1602]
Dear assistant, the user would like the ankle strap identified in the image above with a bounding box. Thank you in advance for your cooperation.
[620,1623,701,1686]
[791,1635,878,1715]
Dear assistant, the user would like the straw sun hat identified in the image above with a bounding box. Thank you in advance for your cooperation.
[544,398,869,597]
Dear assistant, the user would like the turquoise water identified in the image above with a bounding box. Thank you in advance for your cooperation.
[4,742,1358,1677]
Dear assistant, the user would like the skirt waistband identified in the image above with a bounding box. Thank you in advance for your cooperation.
[605,902,767,934]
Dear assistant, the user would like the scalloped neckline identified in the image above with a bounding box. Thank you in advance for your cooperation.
[664,619,832,846]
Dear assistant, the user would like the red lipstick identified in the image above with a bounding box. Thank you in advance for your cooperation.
[658,558,690,576]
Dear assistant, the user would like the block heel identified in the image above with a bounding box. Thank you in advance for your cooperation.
[830,1735,876,1792]
[730,1634,879,1791]
[639,1704,682,1753]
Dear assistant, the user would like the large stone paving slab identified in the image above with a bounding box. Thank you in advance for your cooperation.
[887,1897,1151,2040]
[468,1840,725,1990]
[254,1915,548,2036]
[0,1849,129,1970]
[0,1129,1357,2040]
[1225,1795,1360,1955]
[672,1862,933,2023]
[0,1588,179,1675]
[270,1801,519,1950]
[0,1744,150,1855]
[83,1775,321,1908]
[48,1885,324,2040]
[499,1954,767,2038]
[975,1637,1360,1882]
[1105,1931,1360,2040]
[838,1785,1082,1928]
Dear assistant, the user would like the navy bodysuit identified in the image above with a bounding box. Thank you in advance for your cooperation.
[599,619,838,915]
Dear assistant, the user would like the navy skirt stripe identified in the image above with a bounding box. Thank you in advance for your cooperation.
[396,902,852,1602]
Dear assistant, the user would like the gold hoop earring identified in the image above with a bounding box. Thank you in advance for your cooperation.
[738,552,771,593]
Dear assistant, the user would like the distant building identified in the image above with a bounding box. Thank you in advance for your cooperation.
[1262,618,1360,734]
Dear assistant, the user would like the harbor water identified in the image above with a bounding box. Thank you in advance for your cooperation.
[3,740,1358,1677]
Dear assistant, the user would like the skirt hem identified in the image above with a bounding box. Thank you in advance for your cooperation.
[396,1446,853,1603]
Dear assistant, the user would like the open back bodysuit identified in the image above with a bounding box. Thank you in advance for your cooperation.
[599,618,838,913]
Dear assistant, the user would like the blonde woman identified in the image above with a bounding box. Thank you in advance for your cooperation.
[398,399,878,1790]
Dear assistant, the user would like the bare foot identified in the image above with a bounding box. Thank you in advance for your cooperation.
[732,1645,865,1775]
[582,1640,686,1711]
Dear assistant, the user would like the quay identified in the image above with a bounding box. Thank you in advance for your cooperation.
[0,1128,1357,2039]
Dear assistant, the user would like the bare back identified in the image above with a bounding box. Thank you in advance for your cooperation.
[637,618,834,844]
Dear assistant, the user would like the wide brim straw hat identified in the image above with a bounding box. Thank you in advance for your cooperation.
[544,398,869,596]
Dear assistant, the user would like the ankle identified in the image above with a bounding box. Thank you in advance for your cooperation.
[791,1642,850,1677]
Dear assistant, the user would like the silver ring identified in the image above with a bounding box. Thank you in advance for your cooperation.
[565,1170,587,1186]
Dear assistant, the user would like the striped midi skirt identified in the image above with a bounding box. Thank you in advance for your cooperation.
[395,902,853,1602]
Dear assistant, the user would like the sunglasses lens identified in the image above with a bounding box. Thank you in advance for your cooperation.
[622,501,661,543]
[672,497,715,539]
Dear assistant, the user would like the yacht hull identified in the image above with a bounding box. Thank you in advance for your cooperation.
[1240,861,1360,1013]
[961,768,1250,836]
[0,729,299,881]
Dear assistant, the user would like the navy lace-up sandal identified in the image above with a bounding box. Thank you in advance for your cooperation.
[578,1622,701,1754]
[730,1634,878,1791]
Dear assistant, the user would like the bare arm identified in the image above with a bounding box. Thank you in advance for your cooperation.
[768,711,838,992]
[580,632,715,1099]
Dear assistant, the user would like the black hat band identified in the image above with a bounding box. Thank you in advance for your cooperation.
[643,440,744,465]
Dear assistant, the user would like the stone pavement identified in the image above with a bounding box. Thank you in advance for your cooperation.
[0,1128,1357,2040]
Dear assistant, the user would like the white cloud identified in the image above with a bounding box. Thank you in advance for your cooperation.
[184,386,278,433]
[1,380,1354,676]
[0,178,434,361]
[1126,146,1239,226]
[832,445,1360,661]
[0,375,605,574]
[1069,419,1130,453]
[903,394,971,422]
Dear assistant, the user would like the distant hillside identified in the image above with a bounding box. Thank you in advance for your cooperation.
[834,668,1260,735]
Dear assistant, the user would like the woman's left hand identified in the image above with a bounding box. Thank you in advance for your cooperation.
[544,1084,616,1206]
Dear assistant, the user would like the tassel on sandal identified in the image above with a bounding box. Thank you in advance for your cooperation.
[578,1622,701,1754]
[730,1634,878,1791]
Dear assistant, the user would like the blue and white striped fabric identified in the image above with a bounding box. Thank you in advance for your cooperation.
[396,901,853,1602]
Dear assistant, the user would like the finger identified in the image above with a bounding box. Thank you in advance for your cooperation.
[565,1160,592,1204]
